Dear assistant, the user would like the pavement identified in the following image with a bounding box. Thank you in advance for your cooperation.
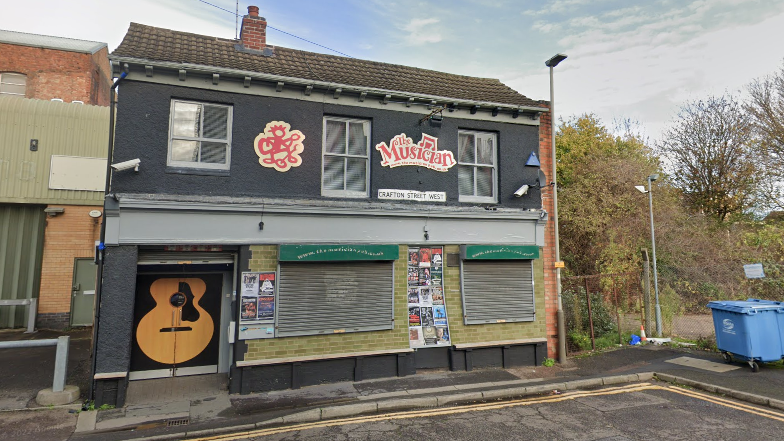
[1,329,783,441]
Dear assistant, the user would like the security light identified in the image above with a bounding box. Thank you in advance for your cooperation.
[635,185,647,193]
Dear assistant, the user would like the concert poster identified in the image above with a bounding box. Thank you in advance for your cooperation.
[409,249,420,266]
[409,326,423,346]
[408,288,420,305]
[422,326,437,345]
[259,273,275,294]
[433,305,447,326]
[409,307,421,326]
[257,296,275,319]
[241,296,258,320]
[430,267,442,286]
[407,246,450,348]
[242,272,259,297]
[432,248,443,267]
[418,248,431,267]
[241,272,276,322]
[408,267,419,284]
[431,287,444,305]
[420,306,434,326]
[419,288,432,307]
[436,326,450,344]
[418,268,431,286]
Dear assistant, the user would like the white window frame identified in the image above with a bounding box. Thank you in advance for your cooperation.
[321,116,371,198]
[458,130,498,203]
[0,72,26,96]
[167,99,233,170]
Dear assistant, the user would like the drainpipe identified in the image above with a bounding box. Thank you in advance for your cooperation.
[88,70,127,403]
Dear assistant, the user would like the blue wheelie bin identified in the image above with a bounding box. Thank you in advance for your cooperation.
[707,300,784,372]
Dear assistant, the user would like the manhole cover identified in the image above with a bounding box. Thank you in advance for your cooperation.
[167,418,189,427]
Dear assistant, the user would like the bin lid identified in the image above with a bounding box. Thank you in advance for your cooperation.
[707,300,784,314]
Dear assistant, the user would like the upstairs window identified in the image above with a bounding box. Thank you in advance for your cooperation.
[322,117,370,198]
[458,130,497,203]
[0,73,26,96]
[168,100,232,170]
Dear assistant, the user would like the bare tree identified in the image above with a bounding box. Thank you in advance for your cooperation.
[746,63,784,211]
[659,95,756,221]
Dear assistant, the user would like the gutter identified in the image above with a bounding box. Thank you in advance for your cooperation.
[88,70,127,404]
[109,55,549,114]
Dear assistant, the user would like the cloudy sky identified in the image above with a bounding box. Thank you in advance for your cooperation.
[3,0,784,140]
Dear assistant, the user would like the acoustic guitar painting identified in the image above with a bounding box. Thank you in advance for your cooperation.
[136,278,215,365]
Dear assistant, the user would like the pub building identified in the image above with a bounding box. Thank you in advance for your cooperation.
[92,6,558,406]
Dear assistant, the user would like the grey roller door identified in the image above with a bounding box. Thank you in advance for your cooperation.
[461,260,534,324]
[278,262,394,337]
[137,252,235,265]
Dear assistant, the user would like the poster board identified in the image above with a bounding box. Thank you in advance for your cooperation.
[239,271,276,340]
[408,246,450,348]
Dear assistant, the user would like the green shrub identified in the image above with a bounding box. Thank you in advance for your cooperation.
[563,286,617,337]
[568,331,592,351]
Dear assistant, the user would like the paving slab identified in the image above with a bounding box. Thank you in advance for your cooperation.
[665,356,741,373]
[0,408,78,441]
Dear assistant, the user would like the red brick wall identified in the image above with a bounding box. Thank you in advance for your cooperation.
[0,43,111,106]
[538,109,559,359]
[38,205,101,320]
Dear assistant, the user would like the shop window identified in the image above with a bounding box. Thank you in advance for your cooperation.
[458,130,497,203]
[0,72,26,96]
[460,260,535,324]
[167,100,232,170]
[322,117,370,198]
[277,262,393,337]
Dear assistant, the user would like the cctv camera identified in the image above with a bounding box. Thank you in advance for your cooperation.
[514,184,530,197]
[111,158,141,172]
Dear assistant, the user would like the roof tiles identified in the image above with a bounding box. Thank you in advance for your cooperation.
[111,23,541,107]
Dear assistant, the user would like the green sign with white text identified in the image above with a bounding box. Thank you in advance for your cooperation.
[279,244,400,262]
[460,245,540,260]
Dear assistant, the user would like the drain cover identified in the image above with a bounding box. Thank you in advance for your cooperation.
[167,418,190,427]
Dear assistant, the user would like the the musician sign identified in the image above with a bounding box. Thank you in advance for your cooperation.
[375,133,456,172]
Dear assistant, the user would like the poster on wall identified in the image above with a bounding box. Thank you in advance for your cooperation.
[240,272,275,323]
[408,246,451,348]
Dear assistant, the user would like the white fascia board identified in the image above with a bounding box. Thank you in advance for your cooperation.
[109,55,548,114]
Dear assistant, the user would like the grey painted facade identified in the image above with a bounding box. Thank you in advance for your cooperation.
[110,81,544,209]
[94,245,138,374]
[93,70,550,405]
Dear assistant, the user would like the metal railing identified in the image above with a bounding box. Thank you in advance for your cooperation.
[0,336,69,392]
[0,298,37,333]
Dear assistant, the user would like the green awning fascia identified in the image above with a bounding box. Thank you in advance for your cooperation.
[279,244,400,262]
[460,245,540,260]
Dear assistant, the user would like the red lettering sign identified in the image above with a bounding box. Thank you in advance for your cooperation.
[375,133,456,172]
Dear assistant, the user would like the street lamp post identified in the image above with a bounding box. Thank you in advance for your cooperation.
[637,174,662,337]
[546,53,567,364]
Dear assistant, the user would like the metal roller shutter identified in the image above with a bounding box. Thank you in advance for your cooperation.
[137,252,235,265]
[461,260,535,324]
[278,262,394,337]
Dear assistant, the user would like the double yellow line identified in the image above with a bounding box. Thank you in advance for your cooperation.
[192,383,784,440]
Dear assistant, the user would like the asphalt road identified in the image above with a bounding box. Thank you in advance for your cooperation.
[197,383,784,441]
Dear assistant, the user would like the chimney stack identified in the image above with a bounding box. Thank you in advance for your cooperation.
[240,6,267,51]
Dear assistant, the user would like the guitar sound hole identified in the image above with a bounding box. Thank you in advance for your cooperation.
[170,292,187,307]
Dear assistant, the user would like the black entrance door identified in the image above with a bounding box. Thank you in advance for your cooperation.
[130,273,222,378]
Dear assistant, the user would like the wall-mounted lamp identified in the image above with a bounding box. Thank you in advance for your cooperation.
[44,207,65,217]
